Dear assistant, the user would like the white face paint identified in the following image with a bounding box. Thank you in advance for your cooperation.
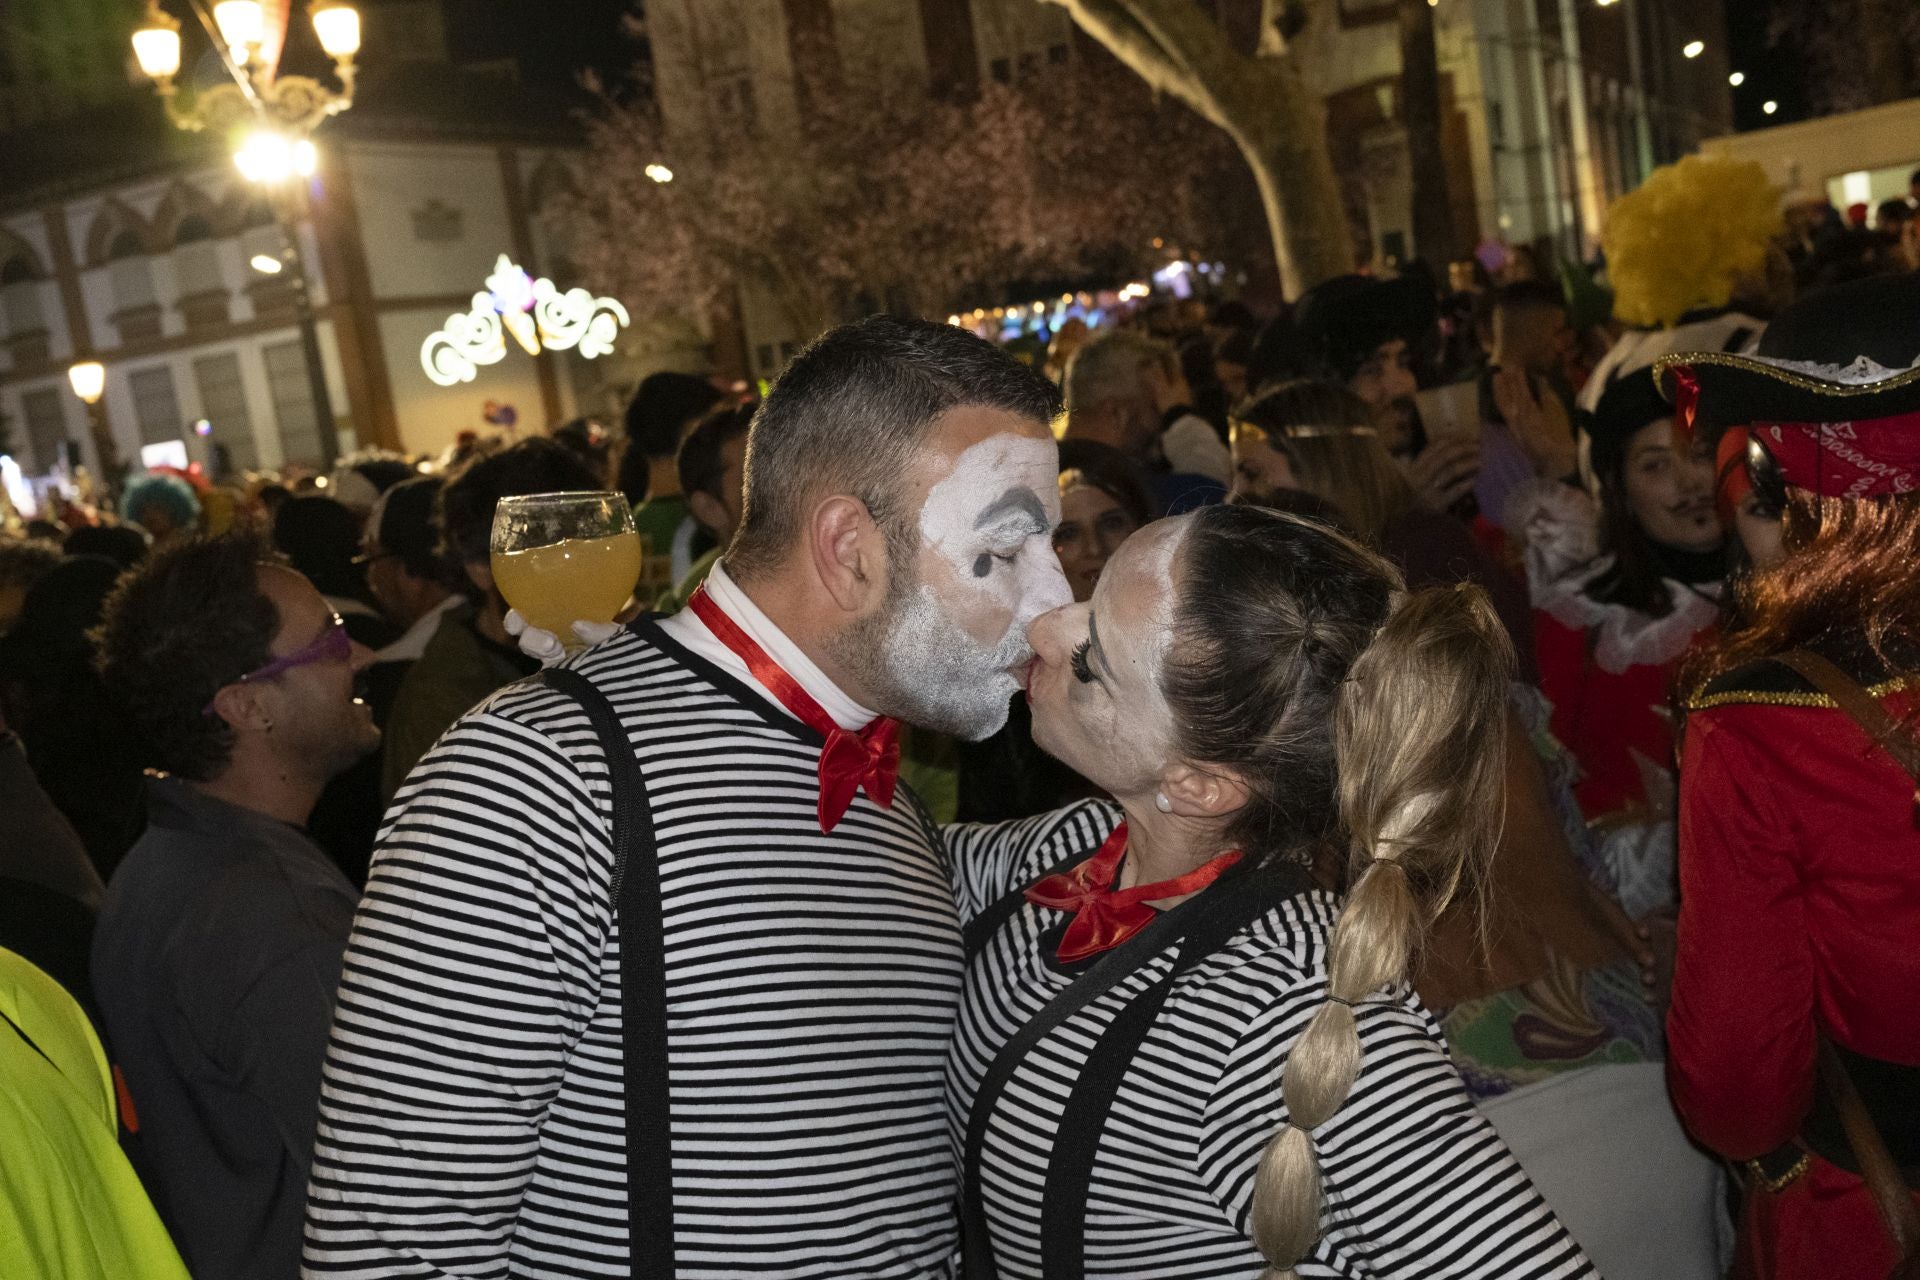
[880,432,1071,740]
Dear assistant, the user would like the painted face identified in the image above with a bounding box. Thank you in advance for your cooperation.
[873,408,1070,740]
[1053,481,1140,603]
[1026,517,1187,799]
[1621,418,1723,555]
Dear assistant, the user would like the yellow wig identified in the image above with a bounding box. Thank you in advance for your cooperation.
[1601,155,1782,329]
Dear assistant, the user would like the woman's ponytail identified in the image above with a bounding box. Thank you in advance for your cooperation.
[1246,584,1512,1276]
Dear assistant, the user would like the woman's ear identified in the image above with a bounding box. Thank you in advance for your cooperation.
[809,495,890,615]
[1158,760,1252,821]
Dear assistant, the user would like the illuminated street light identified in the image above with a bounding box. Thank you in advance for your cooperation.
[311,0,363,59]
[1683,40,1705,59]
[1596,0,1618,7]
[645,163,674,184]
[131,4,182,80]
[1729,71,1745,87]
[250,253,285,275]
[1763,100,1779,115]
[212,0,266,61]
[233,130,317,182]
[67,362,106,405]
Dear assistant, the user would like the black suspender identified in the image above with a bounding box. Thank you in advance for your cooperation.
[962,859,1307,1280]
[536,667,674,1276]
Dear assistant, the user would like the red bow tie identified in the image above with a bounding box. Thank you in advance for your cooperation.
[688,586,900,832]
[1024,823,1243,963]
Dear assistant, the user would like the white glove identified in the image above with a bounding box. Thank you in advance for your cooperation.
[504,609,621,667]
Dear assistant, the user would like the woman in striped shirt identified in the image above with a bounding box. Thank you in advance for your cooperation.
[948,502,1596,1278]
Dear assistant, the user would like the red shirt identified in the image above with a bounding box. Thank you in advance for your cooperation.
[1667,689,1920,1161]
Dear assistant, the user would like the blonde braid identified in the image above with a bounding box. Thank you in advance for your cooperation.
[1247,586,1512,1276]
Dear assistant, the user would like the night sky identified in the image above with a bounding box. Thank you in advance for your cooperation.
[1724,0,1810,131]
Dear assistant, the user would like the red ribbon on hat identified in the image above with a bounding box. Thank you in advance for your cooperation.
[1669,364,1702,444]
[1024,823,1243,963]
[688,586,899,833]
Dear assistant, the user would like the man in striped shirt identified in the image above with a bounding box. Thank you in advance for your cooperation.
[303,315,1070,1278]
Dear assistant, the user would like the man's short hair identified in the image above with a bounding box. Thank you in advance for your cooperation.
[726,315,1060,578]
[0,537,61,601]
[1062,329,1165,413]
[676,404,756,502]
[437,437,607,569]
[93,533,280,781]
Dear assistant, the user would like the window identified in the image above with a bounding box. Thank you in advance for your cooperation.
[174,215,214,244]
[20,385,69,472]
[128,365,184,445]
[1047,43,1069,65]
[192,352,258,472]
[990,57,1011,84]
[107,228,144,260]
[107,226,156,311]
[264,339,322,464]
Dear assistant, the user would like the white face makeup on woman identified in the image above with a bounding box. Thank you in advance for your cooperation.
[874,407,1072,740]
[1025,517,1188,800]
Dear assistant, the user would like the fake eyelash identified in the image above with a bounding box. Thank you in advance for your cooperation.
[1070,639,1095,684]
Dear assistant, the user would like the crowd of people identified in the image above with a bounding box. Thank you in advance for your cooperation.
[1,155,1918,1280]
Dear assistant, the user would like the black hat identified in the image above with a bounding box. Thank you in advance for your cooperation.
[1583,366,1676,484]
[1654,274,1920,498]
[366,476,445,579]
[1655,274,1920,435]
[1290,275,1437,383]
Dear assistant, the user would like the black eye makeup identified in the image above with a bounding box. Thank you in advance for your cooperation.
[1070,638,1095,684]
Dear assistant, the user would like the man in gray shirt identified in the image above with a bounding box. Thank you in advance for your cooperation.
[91,534,379,1280]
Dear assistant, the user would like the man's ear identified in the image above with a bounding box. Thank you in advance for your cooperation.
[209,682,272,736]
[808,495,891,614]
[687,489,728,540]
[1158,760,1252,823]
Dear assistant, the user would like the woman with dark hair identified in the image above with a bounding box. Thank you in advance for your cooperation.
[949,503,1596,1277]
[1518,372,1726,823]
[1662,275,1920,1280]
[1052,439,1155,604]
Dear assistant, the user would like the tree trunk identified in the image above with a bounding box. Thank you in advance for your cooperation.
[1397,0,1457,264]
[1234,62,1354,295]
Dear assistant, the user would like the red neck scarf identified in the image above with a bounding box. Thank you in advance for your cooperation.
[1024,823,1243,963]
[688,586,900,833]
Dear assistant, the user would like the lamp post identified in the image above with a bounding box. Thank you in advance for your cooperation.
[66,360,124,504]
[130,0,361,470]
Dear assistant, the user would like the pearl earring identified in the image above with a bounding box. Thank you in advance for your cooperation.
[1154,792,1173,813]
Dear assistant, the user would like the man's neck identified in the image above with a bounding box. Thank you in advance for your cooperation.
[190,754,325,829]
[647,456,680,502]
[724,563,882,710]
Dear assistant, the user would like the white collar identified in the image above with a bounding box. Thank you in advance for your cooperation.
[657,560,878,732]
[371,594,463,665]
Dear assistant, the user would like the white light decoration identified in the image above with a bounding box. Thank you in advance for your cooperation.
[421,254,630,387]
[1729,71,1745,87]
[1763,100,1779,115]
[1682,40,1704,59]
[645,163,674,184]
[250,253,284,274]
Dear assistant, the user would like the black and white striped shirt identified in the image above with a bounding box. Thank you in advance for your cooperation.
[303,618,964,1278]
[947,801,1598,1279]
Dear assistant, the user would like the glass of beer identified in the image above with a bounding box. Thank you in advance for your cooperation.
[490,491,643,644]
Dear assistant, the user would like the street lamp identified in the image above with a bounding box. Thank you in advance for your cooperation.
[129,1,362,468]
[66,361,124,501]
[1682,40,1704,59]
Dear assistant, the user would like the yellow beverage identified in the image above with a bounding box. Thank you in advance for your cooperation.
[492,531,644,637]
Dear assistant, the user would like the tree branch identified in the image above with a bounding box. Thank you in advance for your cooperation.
[1047,0,1229,126]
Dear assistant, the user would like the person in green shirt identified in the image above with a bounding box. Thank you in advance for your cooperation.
[654,402,753,615]
[617,371,726,594]
[1,945,191,1280]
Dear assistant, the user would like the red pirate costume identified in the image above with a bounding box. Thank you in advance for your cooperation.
[1658,274,1920,1280]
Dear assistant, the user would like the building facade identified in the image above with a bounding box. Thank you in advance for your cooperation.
[0,4,633,494]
